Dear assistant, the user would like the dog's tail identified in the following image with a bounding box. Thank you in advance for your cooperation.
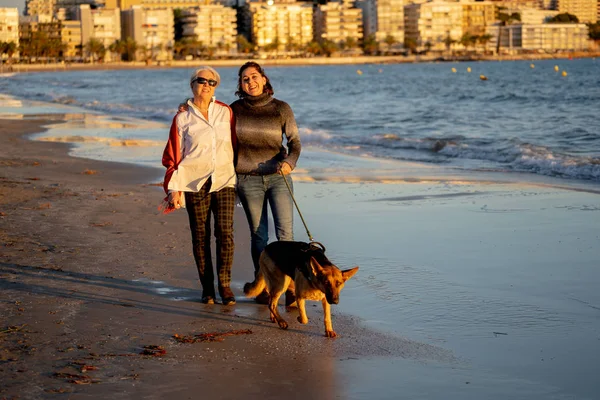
[243,270,266,298]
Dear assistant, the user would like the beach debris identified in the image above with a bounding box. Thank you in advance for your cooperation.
[89,221,113,227]
[140,345,167,356]
[479,75,488,81]
[53,372,100,385]
[45,388,71,394]
[0,324,27,335]
[26,177,40,181]
[173,329,252,343]
[82,169,98,175]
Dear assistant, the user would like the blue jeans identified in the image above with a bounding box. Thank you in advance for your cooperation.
[237,173,294,274]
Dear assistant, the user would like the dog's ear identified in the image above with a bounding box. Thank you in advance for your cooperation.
[309,257,322,277]
[342,266,359,282]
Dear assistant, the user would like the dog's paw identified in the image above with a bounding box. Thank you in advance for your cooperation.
[277,320,288,330]
[325,330,337,338]
[297,316,308,324]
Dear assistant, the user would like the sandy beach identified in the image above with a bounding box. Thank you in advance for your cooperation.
[0,116,451,399]
[2,92,600,398]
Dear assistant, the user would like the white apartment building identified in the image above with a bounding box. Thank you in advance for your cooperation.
[244,1,313,52]
[0,7,20,47]
[77,4,121,61]
[487,23,589,51]
[507,8,560,24]
[25,0,56,17]
[460,0,495,35]
[314,0,363,47]
[556,0,597,23]
[404,0,463,51]
[122,6,174,60]
[181,5,237,53]
[105,0,217,11]
[375,0,405,45]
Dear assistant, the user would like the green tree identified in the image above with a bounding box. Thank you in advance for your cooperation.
[361,34,379,55]
[344,36,357,51]
[477,34,493,51]
[304,40,322,56]
[122,37,139,61]
[588,22,600,41]
[548,13,579,23]
[404,37,417,54]
[0,41,18,61]
[236,35,253,54]
[320,39,338,57]
[85,38,106,62]
[383,34,397,54]
[443,34,456,54]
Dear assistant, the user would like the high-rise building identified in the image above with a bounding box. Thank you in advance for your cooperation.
[106,0,225,11]
[60,19,82,59]
[404,0,463,51]
[25,0,56,17]
[242,1,313,52]
[0,7,20,47]
[487,22,589,50]
[557,0,597,22]
[121,6,174,60]
[460,1,496,35]
[375,0,405,45]
[314,0,363,47]
[76,4,121,60]
[180,5,237,52]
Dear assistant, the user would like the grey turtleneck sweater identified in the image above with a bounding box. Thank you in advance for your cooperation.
[230,93,301,175]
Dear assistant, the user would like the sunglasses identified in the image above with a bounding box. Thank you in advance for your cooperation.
[194,77,218,87]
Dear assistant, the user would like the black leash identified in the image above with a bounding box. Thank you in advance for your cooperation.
[281,173,314,242]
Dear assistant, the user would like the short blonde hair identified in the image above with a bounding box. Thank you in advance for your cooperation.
[190,66,220,87]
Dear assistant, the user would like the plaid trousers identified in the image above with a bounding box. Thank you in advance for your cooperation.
[184,179,235,296]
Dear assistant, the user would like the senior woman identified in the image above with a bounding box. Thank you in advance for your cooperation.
[231,61,301,305]
[162,66,237,306]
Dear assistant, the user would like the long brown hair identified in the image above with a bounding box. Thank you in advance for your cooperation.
[235,61,274,98]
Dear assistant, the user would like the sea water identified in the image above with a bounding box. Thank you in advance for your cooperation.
[1,59,599,399]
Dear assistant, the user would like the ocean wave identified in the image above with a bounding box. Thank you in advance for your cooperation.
[301,132,600,182]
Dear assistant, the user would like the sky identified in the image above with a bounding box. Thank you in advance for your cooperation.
[0,0,25,14]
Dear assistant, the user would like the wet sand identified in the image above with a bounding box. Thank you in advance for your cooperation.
[0,118,451,399]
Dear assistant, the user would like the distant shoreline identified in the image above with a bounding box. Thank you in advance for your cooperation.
[2,51,599,73]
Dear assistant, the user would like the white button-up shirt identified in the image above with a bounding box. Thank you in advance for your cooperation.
[167,99,236,193]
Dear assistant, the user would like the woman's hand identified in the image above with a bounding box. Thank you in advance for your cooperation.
[168,191,183,209]
[178,99,190,113]
[279,162,293,175]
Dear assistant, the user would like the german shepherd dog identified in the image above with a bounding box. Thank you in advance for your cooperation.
[244,241,359,338]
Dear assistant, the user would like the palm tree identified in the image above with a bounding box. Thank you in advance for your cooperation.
[361,34,379,55]
[85,38,106,63]
[404,37,417,54]
[384,34,397,54]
